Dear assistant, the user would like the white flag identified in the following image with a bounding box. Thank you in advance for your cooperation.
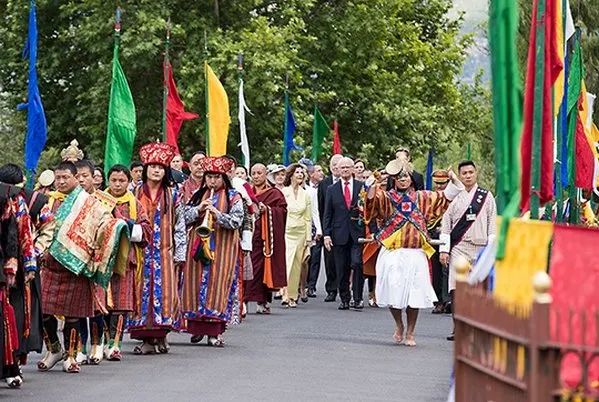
[565,0,575,43]
[238,79,252,171]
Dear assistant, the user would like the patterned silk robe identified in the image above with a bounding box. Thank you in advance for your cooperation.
[182,187,243,337]
[128,185,186,337]
[364,186,457,256]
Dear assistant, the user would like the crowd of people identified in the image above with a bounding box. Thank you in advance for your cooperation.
[0,139,497,389]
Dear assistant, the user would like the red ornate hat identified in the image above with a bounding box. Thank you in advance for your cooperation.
[139,142,176,167]
[199,156,234,174]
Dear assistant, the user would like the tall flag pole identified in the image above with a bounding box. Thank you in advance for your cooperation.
[161,17,171,143]
[164,21,198,154]
[283,74,301,165]
[332,119,342,154]
[238,54,251,170]
[566,31,583,223]
[204,30,209,153]
[104,7,137,172]
[556,0,575,222]
[19,0,47,187]
[312,105,330,162]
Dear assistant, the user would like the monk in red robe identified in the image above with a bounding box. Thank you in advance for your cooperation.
[181,151,205,203]
[244,163,287,314]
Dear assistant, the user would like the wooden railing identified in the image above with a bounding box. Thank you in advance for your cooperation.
[453,261,599,402]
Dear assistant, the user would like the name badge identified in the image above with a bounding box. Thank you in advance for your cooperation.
[466,213,476,222]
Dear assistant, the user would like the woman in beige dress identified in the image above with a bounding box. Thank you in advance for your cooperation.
[281,163,312,308]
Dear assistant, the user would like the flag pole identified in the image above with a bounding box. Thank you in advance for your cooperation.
[238,53,245,167]
[161,17,171,143]
[530,0,547,220]
[204,30,210,154]
[556,0,568,222]
[283,73,289,164]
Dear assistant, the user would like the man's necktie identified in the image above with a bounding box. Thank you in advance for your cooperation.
[344,181,351,209]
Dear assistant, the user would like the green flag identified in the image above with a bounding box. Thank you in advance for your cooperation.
[488,0,523,258]
[104,12,136,172]
[312,105,330,162]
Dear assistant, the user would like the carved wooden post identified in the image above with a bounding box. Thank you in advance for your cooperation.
[530,271,552,402]
[454,256,471,402]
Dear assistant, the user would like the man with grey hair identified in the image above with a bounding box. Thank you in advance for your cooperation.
[299,159,325,297]
[317,154,344,301]
[323,157,366,309]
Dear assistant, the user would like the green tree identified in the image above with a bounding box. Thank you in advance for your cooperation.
[0,0,492,174]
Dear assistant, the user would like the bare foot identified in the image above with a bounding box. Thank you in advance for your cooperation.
[405,334,417,347]
[393,326,404,344]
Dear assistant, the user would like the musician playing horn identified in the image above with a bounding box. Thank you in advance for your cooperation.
[182,156,244,347]
[363,158,463,347]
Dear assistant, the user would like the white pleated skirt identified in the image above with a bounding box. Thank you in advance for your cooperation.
[375,247,438,309]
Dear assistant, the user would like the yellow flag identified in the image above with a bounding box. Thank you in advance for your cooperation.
[493,219,553,317]
[205,62,230,156]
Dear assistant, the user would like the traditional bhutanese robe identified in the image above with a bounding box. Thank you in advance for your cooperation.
[245,186,287,303]
[49,188,130,288]
[107,191,152,313]
[365,187,455,255]
[43,187,129,317]
[7,191,40,359]
[0,185,20,371]
[128,185,186,338]
[181,177,202,204]
[364,183,463,309]
[440,184,497,291]
[182,188,243,337]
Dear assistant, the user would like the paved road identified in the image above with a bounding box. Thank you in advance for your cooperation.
[12,295,452,401]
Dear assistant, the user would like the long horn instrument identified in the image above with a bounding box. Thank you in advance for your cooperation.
[196,187,215,238]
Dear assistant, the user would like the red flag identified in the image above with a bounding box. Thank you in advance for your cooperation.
[333,119,342,154]
[165,62,198,153]
[574,105,594,189]
[519,0,563,211]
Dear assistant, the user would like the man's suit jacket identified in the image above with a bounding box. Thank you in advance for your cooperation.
[323,179,366,246]
[317,175,334,224]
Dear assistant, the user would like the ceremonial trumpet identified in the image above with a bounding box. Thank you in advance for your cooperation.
[196,187,215,238]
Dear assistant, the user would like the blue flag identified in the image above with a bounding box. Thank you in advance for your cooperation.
[559,47,569,186]
[18,0,47,176]
[425,150,434,190]
[283,92,302,165]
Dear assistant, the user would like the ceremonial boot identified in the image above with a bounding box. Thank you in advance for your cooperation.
[37,340,63,372]
[62,320,81,373]
[105,314,124,361]
[88,319,104,365]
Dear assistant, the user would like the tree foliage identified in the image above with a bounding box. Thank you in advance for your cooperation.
[1,0,490,174]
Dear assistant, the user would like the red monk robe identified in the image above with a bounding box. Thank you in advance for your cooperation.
[181,176,202,204]
[244,185,287,305]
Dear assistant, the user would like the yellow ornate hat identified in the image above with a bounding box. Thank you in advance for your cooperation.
[61,139,84,161]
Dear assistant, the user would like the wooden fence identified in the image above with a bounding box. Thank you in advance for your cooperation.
[453,263,598,402]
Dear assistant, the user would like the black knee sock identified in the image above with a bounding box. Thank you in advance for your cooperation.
[43,315,60,345]
[63,320,81,359]
[108,313,125,346]
[90,315,104,345]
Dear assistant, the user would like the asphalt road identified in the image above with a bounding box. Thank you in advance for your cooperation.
[10,294,453,401]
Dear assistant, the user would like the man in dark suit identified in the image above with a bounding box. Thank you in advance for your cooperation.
[323,157,366,310]
[317,154,343,302]
[396,148,424,190]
